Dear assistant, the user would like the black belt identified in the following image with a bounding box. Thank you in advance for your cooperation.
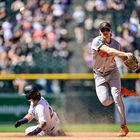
[94,71,110,74]
[99,71,110,74]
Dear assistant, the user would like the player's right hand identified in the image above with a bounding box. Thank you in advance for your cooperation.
[125,52,134,60]
[14,120,22,128]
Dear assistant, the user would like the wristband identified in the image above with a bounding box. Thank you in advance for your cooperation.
[26,127,41,136]
[35,127,41,134]
[21,118,28,124]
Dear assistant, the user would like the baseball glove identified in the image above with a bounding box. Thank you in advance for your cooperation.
[124,56,139,71]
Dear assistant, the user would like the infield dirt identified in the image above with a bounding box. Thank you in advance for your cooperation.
[0,132,140,140]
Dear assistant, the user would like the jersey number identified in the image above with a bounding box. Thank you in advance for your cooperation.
[49,107,53,118]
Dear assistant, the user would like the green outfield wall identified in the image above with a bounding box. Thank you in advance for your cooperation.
[0,94,114,124]
[0,73,139,124]
[0,95,62,123]
[0,93,140,124]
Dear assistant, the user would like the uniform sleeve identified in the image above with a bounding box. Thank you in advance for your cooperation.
[28,103,33,115]
[36,104,46,123]
[91,37,104,51]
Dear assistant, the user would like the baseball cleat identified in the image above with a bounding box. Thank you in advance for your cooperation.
[121,86,139,97]
[56,129,66,136]
[118,125,129,137]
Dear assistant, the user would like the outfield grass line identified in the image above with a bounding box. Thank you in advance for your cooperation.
[0,124,140,132]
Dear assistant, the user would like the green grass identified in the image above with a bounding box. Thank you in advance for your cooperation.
[0,124,140,132]
[60,124,140,132]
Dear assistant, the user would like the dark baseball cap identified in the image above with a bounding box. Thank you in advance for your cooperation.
[99,22,111,30]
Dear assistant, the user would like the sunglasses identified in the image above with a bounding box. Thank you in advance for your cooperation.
[100,28,111,32]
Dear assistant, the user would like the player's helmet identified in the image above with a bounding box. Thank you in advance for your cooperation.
[24,85,41,100]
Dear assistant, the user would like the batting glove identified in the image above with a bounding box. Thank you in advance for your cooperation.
[26,127,41,136]
[14,120,22,128]
[26,130,37,136]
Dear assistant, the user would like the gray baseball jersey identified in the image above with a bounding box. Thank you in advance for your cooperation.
[91,36,126,126]
[91,36,124,73]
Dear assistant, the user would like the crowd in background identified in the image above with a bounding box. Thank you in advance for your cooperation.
[83,0,140,74]
[0,0,140,94]
[0,0,72,75]
[0,0,72,94]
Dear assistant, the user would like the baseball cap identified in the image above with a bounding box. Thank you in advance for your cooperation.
[99,22,111,30]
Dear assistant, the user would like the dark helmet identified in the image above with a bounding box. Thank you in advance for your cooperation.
[24,85,41,100]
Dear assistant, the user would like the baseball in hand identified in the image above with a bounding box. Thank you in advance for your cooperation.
[19,7,26,14]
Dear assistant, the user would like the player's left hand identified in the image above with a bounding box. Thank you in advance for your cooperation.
[26,130,37,136]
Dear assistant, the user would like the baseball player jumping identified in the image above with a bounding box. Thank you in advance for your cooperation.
[14,85,66,136]
[91,22,138,137]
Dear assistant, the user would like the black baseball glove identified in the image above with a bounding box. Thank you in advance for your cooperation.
[124,56,139,71]
[26,129,39,136]
[14,120,22,128]
[26,127,41,136]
